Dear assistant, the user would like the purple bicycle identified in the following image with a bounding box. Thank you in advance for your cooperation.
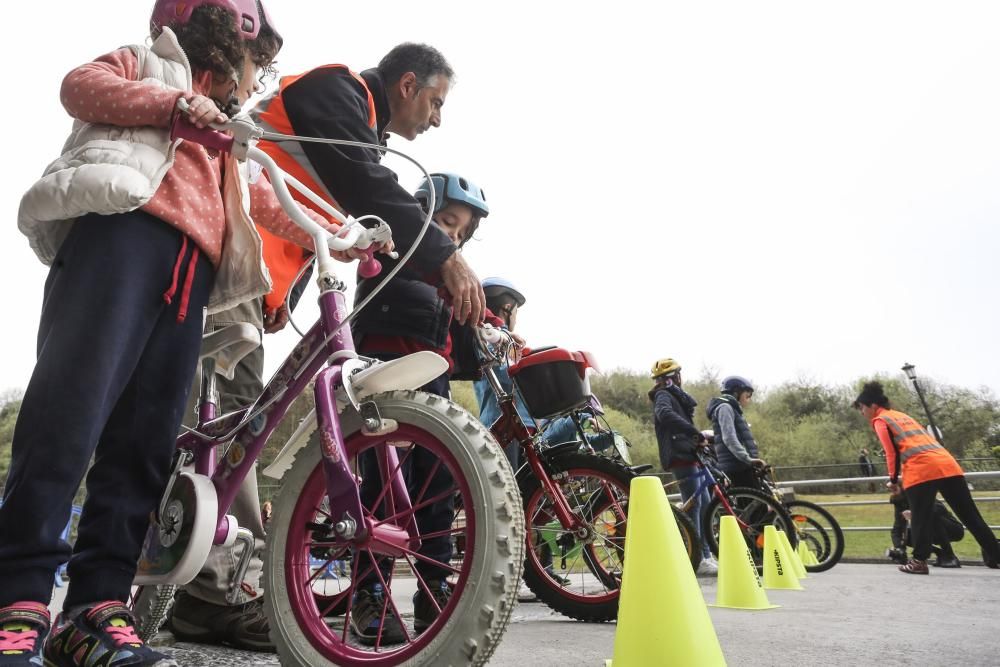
[128,104,524,666]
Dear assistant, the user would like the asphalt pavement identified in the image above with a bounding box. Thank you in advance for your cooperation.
[48,563,1000,665]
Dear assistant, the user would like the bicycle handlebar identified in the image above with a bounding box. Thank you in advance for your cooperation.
[170,99,392,277]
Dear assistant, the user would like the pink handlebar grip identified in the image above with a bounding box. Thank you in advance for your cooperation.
[170,112,235,154]
[357,248,382,278]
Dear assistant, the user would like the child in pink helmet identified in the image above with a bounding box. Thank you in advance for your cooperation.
[0,3,351,665]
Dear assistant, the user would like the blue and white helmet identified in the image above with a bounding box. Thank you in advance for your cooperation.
[414,172,489,218]
[482,277,525,307]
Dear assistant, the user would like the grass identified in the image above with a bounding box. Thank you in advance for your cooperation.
[794,491,1000,561]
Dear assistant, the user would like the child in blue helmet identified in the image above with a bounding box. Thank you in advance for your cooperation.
[474,277,533,468]
[348,172,507,645]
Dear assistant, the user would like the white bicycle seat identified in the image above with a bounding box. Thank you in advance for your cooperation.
[199,323,261,380]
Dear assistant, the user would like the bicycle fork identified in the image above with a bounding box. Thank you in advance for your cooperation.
[313,365,419,558]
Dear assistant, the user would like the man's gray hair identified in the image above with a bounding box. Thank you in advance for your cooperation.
[377,43,454,88]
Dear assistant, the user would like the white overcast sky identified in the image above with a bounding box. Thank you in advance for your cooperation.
[2,1,998,397]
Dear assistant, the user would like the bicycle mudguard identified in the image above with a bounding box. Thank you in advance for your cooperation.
[133,471,218,585]
[514,440,582,487]
[262,351,449,480]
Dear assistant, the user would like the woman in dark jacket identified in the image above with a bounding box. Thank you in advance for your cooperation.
[650,358,717,574]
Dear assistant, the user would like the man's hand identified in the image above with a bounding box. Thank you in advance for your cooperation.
[441,253,484,325]
[887,480,901,495]
[750,458,766,467]
[263,304,290,333]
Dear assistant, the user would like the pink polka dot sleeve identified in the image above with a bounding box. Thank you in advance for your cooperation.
[249,174,339,249]
[60,48,187,128]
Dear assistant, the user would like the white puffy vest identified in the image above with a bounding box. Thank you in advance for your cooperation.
[18,28,270,315]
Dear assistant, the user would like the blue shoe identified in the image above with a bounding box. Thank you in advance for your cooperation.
[42,601,176,666]
[0,601,49,666]
[348,585,406,646]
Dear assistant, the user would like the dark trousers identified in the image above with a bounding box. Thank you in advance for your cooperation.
[0,211,213,608]
[724,466,759,490]
[356,356,455,585]
[905,475,1000,562]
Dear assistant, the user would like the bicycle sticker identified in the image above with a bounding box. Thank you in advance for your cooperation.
[227,442,246,467]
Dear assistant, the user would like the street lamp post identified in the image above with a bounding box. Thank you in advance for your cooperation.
[901,362,944,445]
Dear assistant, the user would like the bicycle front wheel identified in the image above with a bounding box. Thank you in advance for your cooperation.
[263,390,524,666]
[702,486,796,567]
[520,452,634,622]
[785,499,844,572]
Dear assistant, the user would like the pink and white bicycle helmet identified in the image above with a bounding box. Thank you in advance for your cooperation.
[150,0,269,40]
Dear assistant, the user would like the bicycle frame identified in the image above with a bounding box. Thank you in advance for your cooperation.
[179,286,420,557]
[677,458,752,533]
[481,362,604,532]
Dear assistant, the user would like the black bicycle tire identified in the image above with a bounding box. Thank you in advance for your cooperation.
[519,452,634,622]
[701,486,797,565]
[785,499,844,573]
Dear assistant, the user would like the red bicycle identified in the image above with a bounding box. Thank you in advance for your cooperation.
[476,327,700,622]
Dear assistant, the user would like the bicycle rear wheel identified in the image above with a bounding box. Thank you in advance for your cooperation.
[263,391,523,666]
[702,486,796,567]
[129,584,176,642]
[785,499,844,572]
[520,452,633,622]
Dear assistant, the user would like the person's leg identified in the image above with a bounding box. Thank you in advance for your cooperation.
[936,475,1000,567]
[673,466,711,561]
[725,467,757,490]
[65,217,214,609]
[0,212,208,608]
[169,299,274,650]
[903,480,938,563]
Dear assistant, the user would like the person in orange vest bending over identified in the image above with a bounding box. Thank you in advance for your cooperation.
[854,381,1000,574]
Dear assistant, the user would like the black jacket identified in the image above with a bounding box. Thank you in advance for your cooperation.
[651,384,702,469]
[277,67,456,275]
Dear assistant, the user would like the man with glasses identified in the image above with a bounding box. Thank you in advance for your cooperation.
[166,41,477,652]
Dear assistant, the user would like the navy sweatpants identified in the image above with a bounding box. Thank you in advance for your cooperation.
[0,210,213,609]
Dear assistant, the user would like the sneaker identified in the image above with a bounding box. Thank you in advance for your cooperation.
[543,567,572,586]
[516,583,538,603]
[0,601,49,666]
[42,601,176,666]
[165,590,274,653]
[885,547,908,565]
[898,558,929,575]
[696,557,719,576]
[349,585,406,646]
[413,580,452,634]
[932,556,961,569]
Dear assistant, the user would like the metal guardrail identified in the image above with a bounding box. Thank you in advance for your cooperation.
[659,470,1000,531]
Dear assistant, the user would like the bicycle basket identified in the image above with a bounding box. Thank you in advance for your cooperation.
[509,347,596,420]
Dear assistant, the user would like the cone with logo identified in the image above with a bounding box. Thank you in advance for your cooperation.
[798,539,820,567]
[711,514,778,610]
[763,525,803,590]
[779,529,807,579]
[605,476,726,666]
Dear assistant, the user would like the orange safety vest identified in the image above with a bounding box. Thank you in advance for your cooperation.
[876,409,962,488]
[252,65,378,313]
